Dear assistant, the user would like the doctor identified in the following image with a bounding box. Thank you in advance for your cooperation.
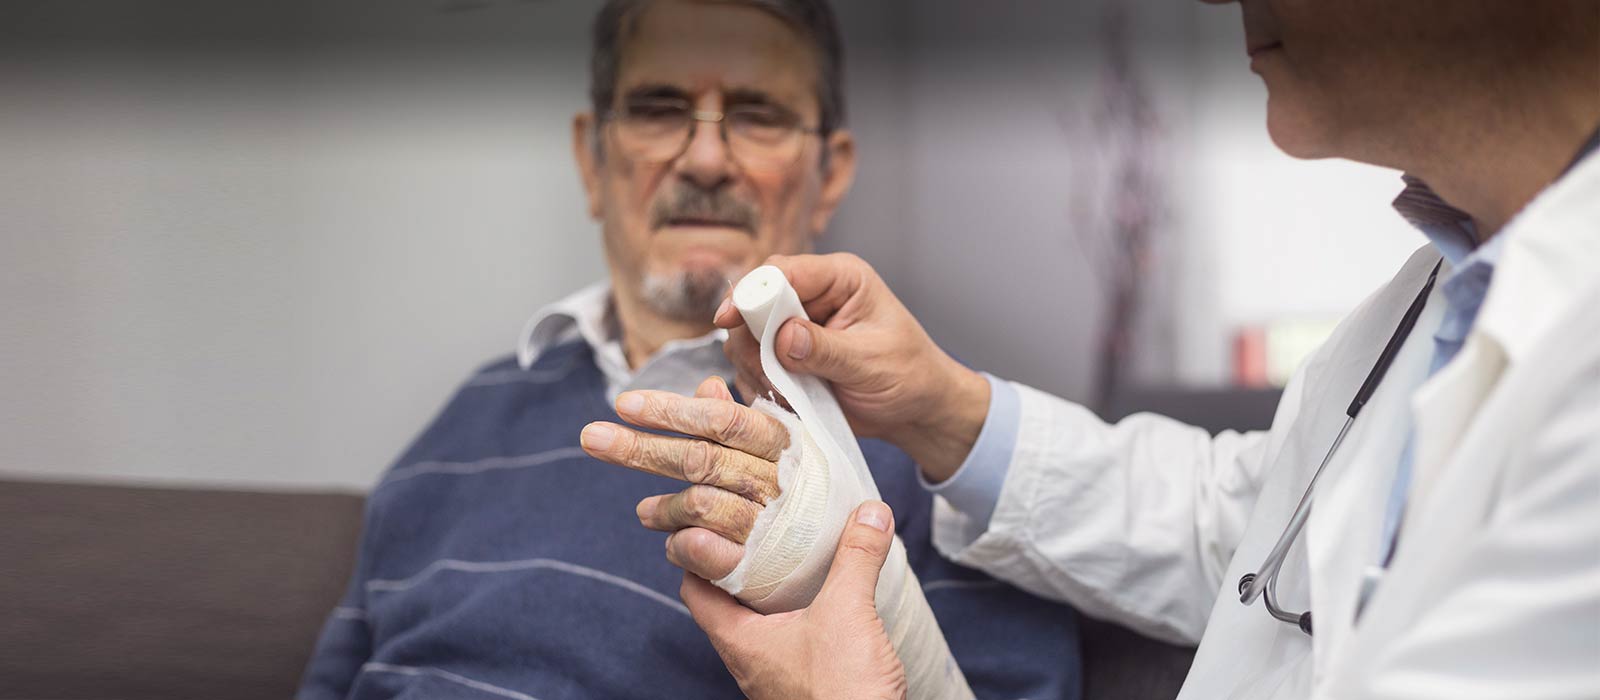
[581,0,1600,697]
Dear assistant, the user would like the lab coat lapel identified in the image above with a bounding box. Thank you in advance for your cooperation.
[1411,147,1600,509]
[1303,276,1442,675]
[1406,338,1503,516]
[1336,277,1600,689]
[1331,148,1600,685]
[1336,333,1514,673]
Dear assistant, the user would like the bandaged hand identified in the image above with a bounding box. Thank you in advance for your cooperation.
[589,273,975,700]
[581,376,784,581]
[715,252,990,483]
[680,500,908,700]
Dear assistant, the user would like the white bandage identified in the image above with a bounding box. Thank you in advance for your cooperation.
[712,265,973,700]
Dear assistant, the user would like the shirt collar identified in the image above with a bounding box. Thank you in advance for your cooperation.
[517,280,617,370]
[1434,128,1600,363]
[515,281,731,399]
[1391,175,1478,267]
[1393,126,1600,269]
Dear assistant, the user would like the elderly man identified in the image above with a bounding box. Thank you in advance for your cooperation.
[586,0,1600,698]
[297,1,1081,698]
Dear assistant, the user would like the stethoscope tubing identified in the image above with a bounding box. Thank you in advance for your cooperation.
[1239,415,1355,607]
[1236,260,1441,637]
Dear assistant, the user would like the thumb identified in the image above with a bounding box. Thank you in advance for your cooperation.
[694,375,735,402]
[815,501,895,610]
[681,572,757,647]
[776,319,873,387]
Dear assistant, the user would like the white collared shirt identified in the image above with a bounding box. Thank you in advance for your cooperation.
[516,281,733,402]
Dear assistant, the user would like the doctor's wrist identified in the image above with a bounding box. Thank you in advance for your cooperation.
[893,363,990,484]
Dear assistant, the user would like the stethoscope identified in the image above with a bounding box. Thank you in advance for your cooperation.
[1236,259,1441,636]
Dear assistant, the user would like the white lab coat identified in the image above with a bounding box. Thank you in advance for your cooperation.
[932,153,1600,699]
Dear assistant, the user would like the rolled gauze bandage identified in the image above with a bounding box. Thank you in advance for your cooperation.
[714,265,973,700]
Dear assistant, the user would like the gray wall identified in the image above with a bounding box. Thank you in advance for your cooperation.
[0,0,1420,490]
[0,0,917,490]
[1,0,607,489]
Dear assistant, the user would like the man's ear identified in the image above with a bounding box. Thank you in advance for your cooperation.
[572,112,604,221]
[808,129,857,237]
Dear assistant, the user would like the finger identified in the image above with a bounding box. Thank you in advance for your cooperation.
[763,252,874,324]
[773,317,878,388]
[695,375,735,402]
[713,292,744,329]
[694,375,722,399]
[615,390,789,461]
[814,501,895,611]
[681,572,758,647]
[726,329,786,408]
[637,485,761,543]
[582,423,779,503]
[723,328,765,387]
[718,252,875,328]
[732,373,768,407]
[665,527,745,580]
[736,371,792,414]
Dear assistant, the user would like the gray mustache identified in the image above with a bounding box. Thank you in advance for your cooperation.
[651,186,758,231]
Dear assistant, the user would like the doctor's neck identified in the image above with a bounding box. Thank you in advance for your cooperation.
[1372,27,1599,241]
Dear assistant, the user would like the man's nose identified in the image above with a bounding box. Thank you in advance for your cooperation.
[674,118,735,190]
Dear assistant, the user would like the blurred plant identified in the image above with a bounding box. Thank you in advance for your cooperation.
[1065,3,1168,411]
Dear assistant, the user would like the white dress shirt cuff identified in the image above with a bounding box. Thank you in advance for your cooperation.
[918,372,1019,529]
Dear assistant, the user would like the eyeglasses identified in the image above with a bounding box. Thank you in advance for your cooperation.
[603,97,821,172]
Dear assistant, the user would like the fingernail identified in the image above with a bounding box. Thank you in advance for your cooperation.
[714,296,732,322]
[581,423,617,451]
[855,501,890,532]
[785,323,811,361]
[616,393,645,417]
[637,499,657,521]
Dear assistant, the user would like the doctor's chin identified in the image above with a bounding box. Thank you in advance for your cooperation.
[3,0,1595,699]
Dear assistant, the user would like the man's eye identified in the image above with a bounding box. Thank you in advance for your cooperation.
[730,108,793,129]
[627,103,688,121]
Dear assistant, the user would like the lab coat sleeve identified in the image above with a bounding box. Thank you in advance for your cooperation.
[930,380,1281,645]
[1338,373,1600,700]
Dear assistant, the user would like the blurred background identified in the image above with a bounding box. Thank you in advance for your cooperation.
[0,1,1436,697]
[0,0,1423,491]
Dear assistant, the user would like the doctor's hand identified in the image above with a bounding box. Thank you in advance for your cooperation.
[681,500,907,700]
[581,376,783,581]
[717,253,990,482]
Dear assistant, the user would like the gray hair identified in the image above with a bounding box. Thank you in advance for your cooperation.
[589,0,846,136]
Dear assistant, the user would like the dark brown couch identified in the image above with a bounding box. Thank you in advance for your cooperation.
[0,479,363,700]
[0,476,1194,700]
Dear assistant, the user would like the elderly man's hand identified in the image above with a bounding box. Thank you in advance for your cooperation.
[581,376,785,581]
[680,501,907,700]
[717,252,990,483]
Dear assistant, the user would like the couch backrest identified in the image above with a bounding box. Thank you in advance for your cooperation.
[0,479,364,700]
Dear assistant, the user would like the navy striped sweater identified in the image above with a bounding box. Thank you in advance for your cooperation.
[299,340,1082,699]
